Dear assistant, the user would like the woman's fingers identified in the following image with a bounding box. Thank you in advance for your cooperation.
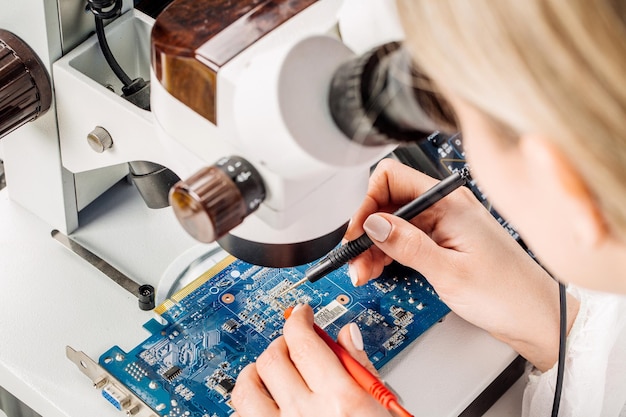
[337,323,379,376]
[231,363,280,416]
[253,337,312,407]
[282,305,357,391]
[234,305,394,417]
[347,245,391,286]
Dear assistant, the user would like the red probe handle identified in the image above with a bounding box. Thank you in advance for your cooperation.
[284,307,414,417]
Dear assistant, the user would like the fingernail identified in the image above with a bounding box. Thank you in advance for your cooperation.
[348,263,359,287]
[363,214,391,242]
[349,323,364,351]
[292,303,306,313]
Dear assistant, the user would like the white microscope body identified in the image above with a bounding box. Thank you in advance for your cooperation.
[48,0,401,267]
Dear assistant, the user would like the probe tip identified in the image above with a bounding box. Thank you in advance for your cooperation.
[275,277,307,298]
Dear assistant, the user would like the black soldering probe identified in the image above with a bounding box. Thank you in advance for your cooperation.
[278,167,472,296]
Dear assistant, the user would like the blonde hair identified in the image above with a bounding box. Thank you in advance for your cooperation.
[397,0,626,238]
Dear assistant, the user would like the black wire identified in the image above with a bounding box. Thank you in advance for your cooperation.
[551,282,567,417]
[87,0,133,88]
[94,18,132,87]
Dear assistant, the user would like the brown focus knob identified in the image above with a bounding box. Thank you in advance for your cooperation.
[0,29,52,140]
[169,156,266,243]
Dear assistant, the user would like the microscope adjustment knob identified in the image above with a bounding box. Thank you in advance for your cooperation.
[169,156,266,243]
[0,30,52,140]
[87,126,114,153]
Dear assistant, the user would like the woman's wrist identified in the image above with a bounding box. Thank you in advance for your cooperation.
[494,291,580,372]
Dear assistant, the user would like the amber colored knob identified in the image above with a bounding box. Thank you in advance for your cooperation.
[0,29,52,139]
[169,156,265,243]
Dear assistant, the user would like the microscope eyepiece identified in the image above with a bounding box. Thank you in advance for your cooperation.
[328,42,457,146]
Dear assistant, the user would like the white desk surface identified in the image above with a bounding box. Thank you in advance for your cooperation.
[0,182,524,417]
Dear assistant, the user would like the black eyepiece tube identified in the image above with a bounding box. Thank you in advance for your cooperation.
[328,42,457,146]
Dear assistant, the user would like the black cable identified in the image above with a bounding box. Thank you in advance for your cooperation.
[87,0,133,88]
[94,18,132,87]
[551,282,567,416]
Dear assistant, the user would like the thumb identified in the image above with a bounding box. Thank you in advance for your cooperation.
[363,213,448,279]
[336,323,379,377]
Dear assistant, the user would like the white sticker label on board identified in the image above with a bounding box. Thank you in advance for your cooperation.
[314,300,348,329]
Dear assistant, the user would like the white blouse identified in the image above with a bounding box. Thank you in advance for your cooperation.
[522,287,626,416]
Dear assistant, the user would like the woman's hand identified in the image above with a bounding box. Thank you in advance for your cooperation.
[231,158,579,417]
[231,304,391,417]
[346,158,578,372]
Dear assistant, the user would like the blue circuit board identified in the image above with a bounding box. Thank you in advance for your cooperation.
[98,257,450,417]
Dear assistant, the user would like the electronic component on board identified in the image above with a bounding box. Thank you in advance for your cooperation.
[214,378,236,398]
[102,385,129,410]
[222,319,239,333]
[162,366,182,382]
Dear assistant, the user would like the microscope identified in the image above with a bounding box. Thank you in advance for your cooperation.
[0,1,523,416]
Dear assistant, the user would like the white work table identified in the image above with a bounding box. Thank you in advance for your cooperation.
[0,181,524,417]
